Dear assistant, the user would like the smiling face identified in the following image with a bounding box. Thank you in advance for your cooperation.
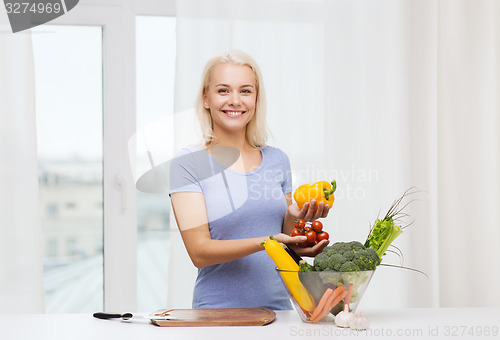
[203,63,257,138]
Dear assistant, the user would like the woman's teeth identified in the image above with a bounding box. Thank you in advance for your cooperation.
[224,111,243,117]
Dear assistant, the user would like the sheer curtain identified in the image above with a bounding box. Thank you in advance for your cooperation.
[0,9,45,313]
[437,0,500,307]
[170,0,500,309]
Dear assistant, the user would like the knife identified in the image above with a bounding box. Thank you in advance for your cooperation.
[284,245,303,265]
[93,312,173,321]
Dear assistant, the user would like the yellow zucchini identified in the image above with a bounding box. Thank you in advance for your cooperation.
[262,237,316,312]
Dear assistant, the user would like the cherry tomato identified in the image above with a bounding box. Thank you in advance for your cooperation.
[291,228,303,237]
[305,230,317,243]
[304,225,312,232]
[316,231,329,242]
[311,220,323,233]
[294,219,305,229]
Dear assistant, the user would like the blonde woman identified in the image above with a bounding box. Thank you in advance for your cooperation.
[169,50,330,310]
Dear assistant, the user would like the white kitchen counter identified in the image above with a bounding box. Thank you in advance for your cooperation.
[2,308,500,340]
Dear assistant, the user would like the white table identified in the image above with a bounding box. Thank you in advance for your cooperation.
[2,308,500,340]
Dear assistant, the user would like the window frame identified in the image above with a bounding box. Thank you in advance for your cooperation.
[49,0,176,312]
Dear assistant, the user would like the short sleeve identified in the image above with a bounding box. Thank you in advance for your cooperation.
[168,148,203,195]
[280,150,293,195]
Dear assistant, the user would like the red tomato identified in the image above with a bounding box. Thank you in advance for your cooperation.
[311,220,323,233]
[294,219,305,229]
[291,228,303,237]
[316,231,329,242]
[305,230,317,243]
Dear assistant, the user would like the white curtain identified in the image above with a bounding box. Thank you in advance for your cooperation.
[0,9,45,313]
[437,0,500,307]
[170,0,500,309]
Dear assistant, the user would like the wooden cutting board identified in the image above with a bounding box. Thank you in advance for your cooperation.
[150,308,276,327]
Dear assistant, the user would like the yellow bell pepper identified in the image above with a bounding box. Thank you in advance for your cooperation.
[293,180,336,211]
[261,237,316,313]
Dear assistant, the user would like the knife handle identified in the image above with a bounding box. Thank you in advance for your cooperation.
[284,245,303,265]
[93,312,123,319]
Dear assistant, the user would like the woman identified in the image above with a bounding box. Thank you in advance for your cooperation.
[169,50,330,310]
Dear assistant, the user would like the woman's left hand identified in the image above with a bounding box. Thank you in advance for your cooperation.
[273,233,329,258]
[287,199,329,222]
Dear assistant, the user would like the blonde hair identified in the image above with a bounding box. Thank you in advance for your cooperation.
[195,50,269,147]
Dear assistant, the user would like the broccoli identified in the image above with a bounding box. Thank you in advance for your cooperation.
[347,241,364,250]
[353,248,380,270]
[313,241,380,272]
[339,261,360,272]
[327,253,346,271]
[313,252,329,271]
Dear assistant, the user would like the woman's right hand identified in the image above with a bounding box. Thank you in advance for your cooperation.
[287,199,330,223]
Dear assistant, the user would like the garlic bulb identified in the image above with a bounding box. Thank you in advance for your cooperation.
[349,311,370,330]
[334,304,353,328]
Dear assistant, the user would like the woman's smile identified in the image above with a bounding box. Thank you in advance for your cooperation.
[222,110,245,117]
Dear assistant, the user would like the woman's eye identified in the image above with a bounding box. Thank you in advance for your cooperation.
[218,89,229,93]
[241,89,252,94]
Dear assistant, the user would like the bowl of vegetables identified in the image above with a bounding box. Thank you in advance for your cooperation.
[275,241,377,323]
[263,187,422,325]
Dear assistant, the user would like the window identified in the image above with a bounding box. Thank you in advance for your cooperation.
[33,24,104,313]
[46,203,59,216]
[32,0,177,313]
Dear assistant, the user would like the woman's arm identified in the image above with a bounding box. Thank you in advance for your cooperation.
[171,191,305,268]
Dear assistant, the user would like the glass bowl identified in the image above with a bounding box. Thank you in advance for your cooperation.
[276,268,375,323]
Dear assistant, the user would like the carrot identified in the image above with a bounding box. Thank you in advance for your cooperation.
[309,288,333,321]
[326,289,347,314]
[344,283,354,307]
[311,286,347,322]
[310,286,344,322]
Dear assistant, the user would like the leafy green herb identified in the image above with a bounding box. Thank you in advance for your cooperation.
[364,187,418,261]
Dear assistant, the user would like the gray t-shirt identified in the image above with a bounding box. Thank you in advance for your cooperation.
[169,145,293,310]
